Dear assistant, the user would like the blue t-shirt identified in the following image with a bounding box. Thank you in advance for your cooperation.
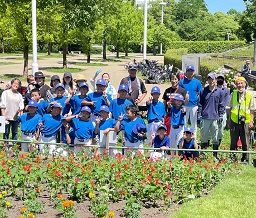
[109,98,133,120]
[170,106,185,126]
[61,127,75,144]
[152,135,170,149]
[50,96,71,115]
[147,101,166,123]
[96,118,116,138]
[120,117,147,142]
[179,78,202,106]
[41,114,63,136]
[18,113,42,134]
[69,95,87,115]
[85,92,112,115]
[71,118,94,139]
[37,99,49,116]
[178,138,195,154]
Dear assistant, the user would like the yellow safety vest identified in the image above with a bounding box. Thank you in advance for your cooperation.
[230,90,252,124]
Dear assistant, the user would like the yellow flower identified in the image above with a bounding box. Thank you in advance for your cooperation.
[108,211,115,217]
[0,194,3,199]
[2,191,7,195]
[19,216,24,218]
[89,192,94,199]
[28,213,34,218]
[6,201,11,207]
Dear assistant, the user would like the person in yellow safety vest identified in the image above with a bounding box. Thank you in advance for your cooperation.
[229,76,255,163]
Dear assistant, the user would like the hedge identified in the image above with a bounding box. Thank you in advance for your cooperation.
[167,41,246,53]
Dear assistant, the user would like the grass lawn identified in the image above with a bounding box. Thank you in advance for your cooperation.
[172,165,256,218]
[46,67,84,73]
[75,62,108,67]
[0,62,18,65]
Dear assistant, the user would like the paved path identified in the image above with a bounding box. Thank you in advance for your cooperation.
[0,53,171,102]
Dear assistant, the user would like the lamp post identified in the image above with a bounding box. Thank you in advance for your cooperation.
[32,0,38,75]
[227,32,230,41]
[159,1,166,55]
[143,0,148,60]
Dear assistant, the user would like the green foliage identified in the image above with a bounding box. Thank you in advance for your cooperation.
[167,41,246,53]
[46,68,84,73]
[124,197,142,218]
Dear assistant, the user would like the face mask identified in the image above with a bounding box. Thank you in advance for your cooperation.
[217,80,224,86]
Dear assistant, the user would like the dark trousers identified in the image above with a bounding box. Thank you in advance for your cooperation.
[4,120,19,147]
[230,120,250,160]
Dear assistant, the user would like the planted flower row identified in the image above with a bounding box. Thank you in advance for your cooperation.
[0,147,238,217]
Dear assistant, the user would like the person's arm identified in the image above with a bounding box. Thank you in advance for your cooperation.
[65,91,75,105]
[94,116,101,135]
[193,139,199,149]
[65,114,77,122]
[0,91,7,118]
[13,108,22,121]
[103,92,111,106]
[114,115,124,132]
[148,133,155,147]
[184,92,189,105]
[65,130,71,144]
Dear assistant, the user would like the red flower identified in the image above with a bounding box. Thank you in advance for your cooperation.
[124,164,129,170]
[120,190,125,195]
[204,164,210,170]
[189,166,193,174]
[7,168,11,176]
[36,156,40,164]
[174,176,179,180]
[1,160,6,167]
[147,174,152,181]
[155,179,160,185]
[75,178,80,183]
[167,183,171,189]
[23,165,31,173]
[149,165,156,172]
[110,163,115,168]
[166,191,171,197]
[54,170,62,178]
[90,180,95,186]
[197,173,201,179]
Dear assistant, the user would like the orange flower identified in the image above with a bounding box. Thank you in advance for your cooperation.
[36,188,40,193]
[20,207,26,213]
[68,200,74,206]
[108,211,115,217]
[28,213,34,218]
[62,201,70,208]
[19,216,24,218]
[57,194,62,199]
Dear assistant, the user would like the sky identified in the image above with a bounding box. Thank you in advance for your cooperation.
[203,0,245,14]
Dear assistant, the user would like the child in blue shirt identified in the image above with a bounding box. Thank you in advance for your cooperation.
[65,82,89,115]
[178,127,199,159]
[66,106,94,153]
[30,88,49,116]
[115,105,147,157]
[146,86,166,141]
[149,124,170,161]
[82,79,112,126]
[109,84,133,121]
[94,105,118,156]
[61,115,75,147]
[49,83,71,115]
[169,94,186,157]
[13,100,42,152]
[36,103,63,155]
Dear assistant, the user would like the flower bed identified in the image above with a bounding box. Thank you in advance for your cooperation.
[0,147,239,218]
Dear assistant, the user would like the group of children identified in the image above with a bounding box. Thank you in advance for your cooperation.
[12,73,198,159]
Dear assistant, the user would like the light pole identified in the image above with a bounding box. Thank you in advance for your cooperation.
[227,32,230,41]
[143,0,148,60]
[159,1,166,55]
[32,0,38,75]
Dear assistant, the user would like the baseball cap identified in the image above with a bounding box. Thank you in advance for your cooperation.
[81,106,91,113]
[132,123,147,134]
[51,75,60,81]
[151,86,160,94]
[100,105,109,113]
[173,94,184,101]
[51,103,62,109]
[128,64,138,70]
[207,72,217,79]
[27,100,38,107]
[34,71,45,78]
[118,84,128,92]
[79,82,89,88]
[64,72,72,78]
[186,65,195,71]
[184,127,194,134]
[55,83,65,89]
[96,79,106,86]
[157,124,167,131]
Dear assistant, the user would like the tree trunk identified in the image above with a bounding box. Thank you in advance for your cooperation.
[102,39,107,60]
[47,42,52,56]
[116,44,119,58]
[87,46,91,63]
[23,44,29,77]
[63,43,68,68]
[125,44,128,56]
[153,45,156,56]
[1,41,4,54]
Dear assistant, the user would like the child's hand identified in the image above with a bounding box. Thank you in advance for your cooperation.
[103,92,108,100]
[17,108,23,113]
[167,101,172,108]
[151,133,155,139]
[95,116,101,124]
[91,101,96,106]
[160,146,166,151]
[50,101,58,105]
[146,97,153,105]
[118,113,124,121]
[181,107,186,113]
[103,128,110,134]
[191,134,195,140]
[137,132,145,138]
[182,133,187,140]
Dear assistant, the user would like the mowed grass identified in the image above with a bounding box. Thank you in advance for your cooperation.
[172,165,256,218]
[46,67,84,73]
[0,62,18,65]
[75,62,108,67]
